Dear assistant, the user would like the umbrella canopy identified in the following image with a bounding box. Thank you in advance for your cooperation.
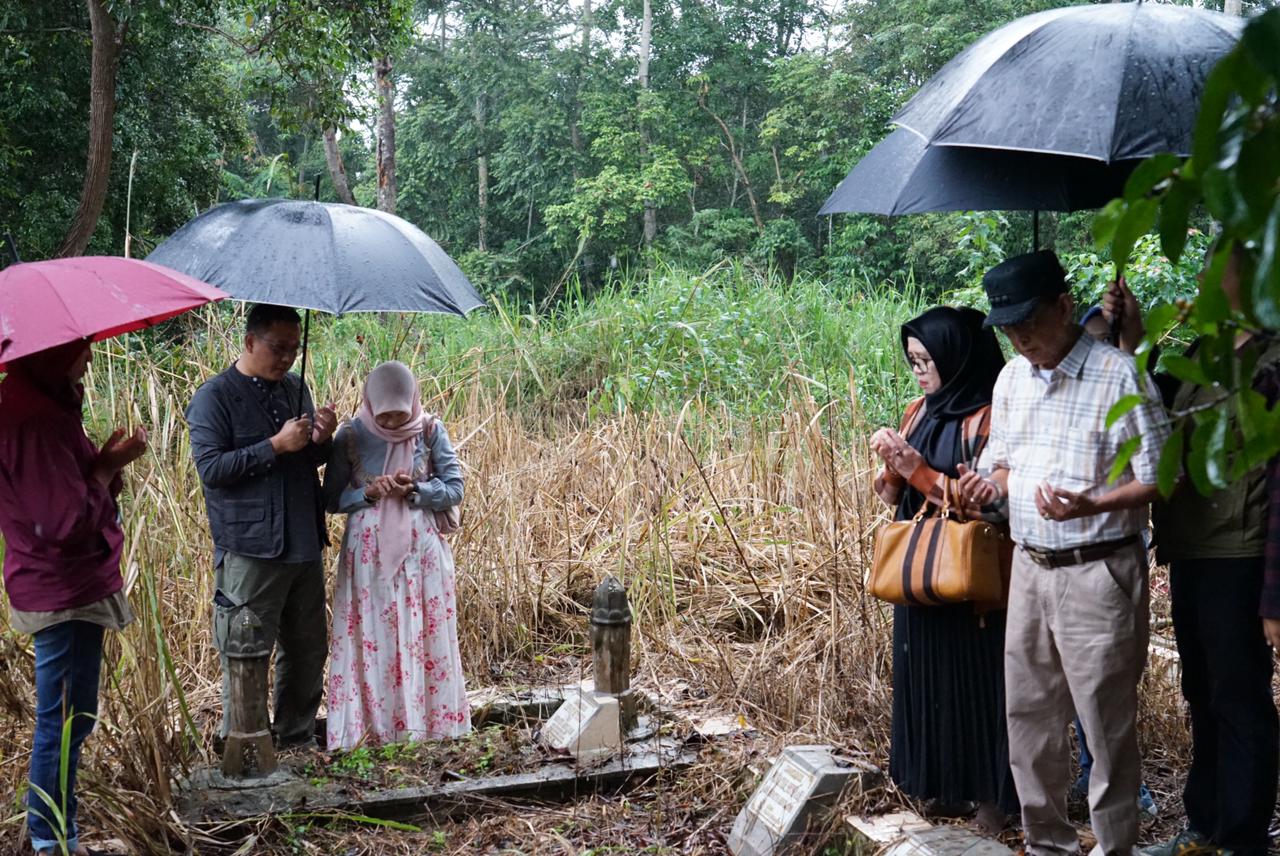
[0,257,228,368]
[892,1,1243,162]
[819,127,1140,216]
[147,199,484,316]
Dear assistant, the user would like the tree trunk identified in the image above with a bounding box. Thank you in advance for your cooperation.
[322,127,357,206]
[56,0,125,258]
[638,0,656,248]
[1224,0,1242,15]
[475,92,489,252]
[374,55,397,214]
[569,0,592,178]
[698,85,763,232]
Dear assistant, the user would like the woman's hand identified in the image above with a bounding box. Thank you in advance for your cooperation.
[364,475,395,503]
[387,471,416,500]
[956,463,1000,506]
[92,426,148,487]
[871,428,922,478]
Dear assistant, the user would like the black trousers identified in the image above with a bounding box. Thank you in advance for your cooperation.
[1170,558,1279,856]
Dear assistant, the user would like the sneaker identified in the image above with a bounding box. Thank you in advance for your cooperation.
[1141,830,1210,856]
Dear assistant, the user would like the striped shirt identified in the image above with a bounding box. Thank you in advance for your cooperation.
[979,331,1168,551]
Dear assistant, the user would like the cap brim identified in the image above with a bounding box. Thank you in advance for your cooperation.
[983,296,1041,328]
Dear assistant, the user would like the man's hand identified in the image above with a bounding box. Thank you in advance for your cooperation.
[870,428,922,478]
[956,463,1000,506]
[313,401,338,445]
[1263,618,1280,652]
[270,416,312,455]
[1101,276,1144,354]
[1036,482,1096,521]
[93,426,148,486]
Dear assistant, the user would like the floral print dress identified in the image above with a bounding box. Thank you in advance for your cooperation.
[324,418,470,750]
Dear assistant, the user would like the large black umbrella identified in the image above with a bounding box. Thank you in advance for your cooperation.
[819,127,1139,217]
[148,198,484,413]
[148,198,483,315]
[892,1,1243,162]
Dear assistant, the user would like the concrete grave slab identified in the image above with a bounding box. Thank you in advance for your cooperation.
[728,745,882,856]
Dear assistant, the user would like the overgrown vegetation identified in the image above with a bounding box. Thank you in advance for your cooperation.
[0,268,1195,853]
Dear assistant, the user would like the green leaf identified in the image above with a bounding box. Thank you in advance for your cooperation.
[1108,436,1143,485]
[1105,394,1145,429]
[1194,246,1232,327]
[1241,8,1280,81]
[1254,198,1280,329]
[1158,179,1197,264]
[1200,166,1240,224]
[1111,198,1158,277]
[1162,354,1210,387]
[1185,410,1218,496]
[1123,153,1180,200]
[1192,52,1240,172]
[1092,198,1126,251]
[1156,429,1184,498]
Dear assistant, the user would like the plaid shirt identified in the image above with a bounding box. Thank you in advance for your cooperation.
[979,332,1169,551]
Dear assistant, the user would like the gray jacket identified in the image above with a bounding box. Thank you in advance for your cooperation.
[324,416,464,514]
[185,365,330,563]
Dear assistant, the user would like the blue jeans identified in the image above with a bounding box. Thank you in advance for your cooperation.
[27,621,103,854]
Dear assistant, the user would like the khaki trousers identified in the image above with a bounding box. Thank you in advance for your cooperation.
[1005,543,1148,856]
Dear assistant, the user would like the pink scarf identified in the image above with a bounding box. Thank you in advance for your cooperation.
[357,361,430,575]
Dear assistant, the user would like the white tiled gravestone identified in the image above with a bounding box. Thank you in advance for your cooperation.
[729,745,881,856]
[539,687,622,762]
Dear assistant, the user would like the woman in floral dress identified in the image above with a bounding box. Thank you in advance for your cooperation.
[323,360,469,750]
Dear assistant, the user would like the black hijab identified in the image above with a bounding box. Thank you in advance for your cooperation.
[895,307,1004,519]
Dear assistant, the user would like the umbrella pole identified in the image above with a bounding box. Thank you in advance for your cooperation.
[2,232,19,266]
[297,309,311,419]
[1032,210,1040,251]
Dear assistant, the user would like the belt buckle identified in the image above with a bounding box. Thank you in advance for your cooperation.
[1024,546,1052,566]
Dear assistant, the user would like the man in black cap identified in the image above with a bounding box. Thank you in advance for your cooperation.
[957,250,1168,856]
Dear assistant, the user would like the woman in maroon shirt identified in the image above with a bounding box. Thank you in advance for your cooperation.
[0,339,146,856]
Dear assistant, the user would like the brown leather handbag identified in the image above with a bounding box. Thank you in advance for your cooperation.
[869,480,1010,607]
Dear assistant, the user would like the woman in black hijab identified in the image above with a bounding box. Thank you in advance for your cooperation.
[870,306,1015,832]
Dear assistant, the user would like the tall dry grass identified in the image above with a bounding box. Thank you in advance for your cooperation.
[0,291,1189,854]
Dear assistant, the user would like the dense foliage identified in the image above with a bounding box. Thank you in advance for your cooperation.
[10,1,1271,303]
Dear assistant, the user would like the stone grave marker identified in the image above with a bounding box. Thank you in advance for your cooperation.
[728,745,881,856]
[539,687,623,761]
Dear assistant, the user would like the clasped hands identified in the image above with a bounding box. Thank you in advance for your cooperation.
[364,470,416,504]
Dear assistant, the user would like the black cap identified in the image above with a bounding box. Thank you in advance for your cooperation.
[981,250,1067,328]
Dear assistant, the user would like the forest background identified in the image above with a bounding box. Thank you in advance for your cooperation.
[6,0,1269,311]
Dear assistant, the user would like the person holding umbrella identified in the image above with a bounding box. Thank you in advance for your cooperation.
[0,340,146,855]
[185,303,338,750]
[0,254,225,855]
[1103,250,1280,856]
[957,251,1168,856]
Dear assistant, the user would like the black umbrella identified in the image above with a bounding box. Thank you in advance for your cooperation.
[148,198,483,315]
[148,198,484,414]
[819,128,1139,217]
[892,1,1243,162]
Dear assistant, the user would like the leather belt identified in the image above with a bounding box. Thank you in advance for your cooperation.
[1021,534,1141,569]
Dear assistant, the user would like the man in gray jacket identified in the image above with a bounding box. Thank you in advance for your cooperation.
[186,303,337,748]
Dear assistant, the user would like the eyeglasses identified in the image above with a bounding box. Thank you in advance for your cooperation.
[907,355,934,374]
[256,337,299,360]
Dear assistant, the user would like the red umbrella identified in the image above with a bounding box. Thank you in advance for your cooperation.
[0,256,228,369]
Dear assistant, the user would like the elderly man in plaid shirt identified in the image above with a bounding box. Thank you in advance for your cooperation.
[958,251,1169,856]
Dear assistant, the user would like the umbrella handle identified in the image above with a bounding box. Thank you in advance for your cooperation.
[297,309,311,420]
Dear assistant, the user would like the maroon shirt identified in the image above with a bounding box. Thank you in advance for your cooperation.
[0,371,124,612]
